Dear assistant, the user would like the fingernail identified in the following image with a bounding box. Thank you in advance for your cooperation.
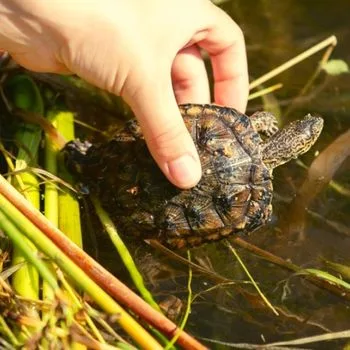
[167,154,201,189]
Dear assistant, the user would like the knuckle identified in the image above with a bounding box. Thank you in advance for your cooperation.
[233,23,244,40]
[217,8,245,43]
[173,76,197,94]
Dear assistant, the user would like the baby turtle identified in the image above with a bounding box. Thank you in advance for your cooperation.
[63,104,323,249]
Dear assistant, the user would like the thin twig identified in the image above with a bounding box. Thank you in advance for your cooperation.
[225,240,279,316]
[248,83,283,101]
[231,237,350,300]
[267,329,350,347]
[165,251,193,350]
[249,35,337,90]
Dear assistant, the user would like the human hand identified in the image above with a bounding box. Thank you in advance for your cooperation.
[0,0,248,188]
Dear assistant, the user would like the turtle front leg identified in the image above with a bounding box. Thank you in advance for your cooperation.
[250,111,279,137]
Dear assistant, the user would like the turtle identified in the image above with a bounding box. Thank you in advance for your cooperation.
[63,104,323,249]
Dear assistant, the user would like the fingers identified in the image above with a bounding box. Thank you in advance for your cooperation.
[124,72,202,189]
[171,45,210,104]
[198,5,249,112]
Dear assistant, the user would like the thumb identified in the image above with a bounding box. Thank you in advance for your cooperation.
[124,77,202,189]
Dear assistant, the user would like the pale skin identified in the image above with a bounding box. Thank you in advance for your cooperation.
[0,0,249,189]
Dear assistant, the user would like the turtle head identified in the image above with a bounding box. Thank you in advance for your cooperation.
[262,114,324,169]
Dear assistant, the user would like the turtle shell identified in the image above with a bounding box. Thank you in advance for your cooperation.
[64,104,273,248]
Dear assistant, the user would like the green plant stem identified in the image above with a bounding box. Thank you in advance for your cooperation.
[165,251,193,350]
[55,111,83,247]
[44,121,59,227]
[0,315,20,347]
[91,197,161,312]
[226,241,278,316]
[0,210,59,290]
[9,74,43,302]
[57,269,106,344]
[0,193,163,350]
[43,116,59,302]
[44,109,86,347]
[92,197,177,348]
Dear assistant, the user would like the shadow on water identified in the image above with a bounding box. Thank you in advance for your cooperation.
[77,1,350,348]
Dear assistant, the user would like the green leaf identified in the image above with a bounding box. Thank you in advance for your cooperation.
[324,260,350,281]
[302,268,350,290]
[322,59,349,76]
[6,74,44,113]
[6,74,45,166]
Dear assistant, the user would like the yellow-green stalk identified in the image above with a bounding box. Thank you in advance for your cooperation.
[0,193,163,350]
[43,109,86,350]
[6,74,43,301]
[92,197,161,312]
[42,112,59,302]
[0,315,20,347]
[55,111,83,247]
[92,198,176,349]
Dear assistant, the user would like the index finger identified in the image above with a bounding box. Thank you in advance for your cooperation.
[199,6,249,112]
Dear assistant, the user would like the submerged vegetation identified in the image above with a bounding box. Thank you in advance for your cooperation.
[0,3,350,349]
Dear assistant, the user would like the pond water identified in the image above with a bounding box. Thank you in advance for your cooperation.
[75,1,350,349]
